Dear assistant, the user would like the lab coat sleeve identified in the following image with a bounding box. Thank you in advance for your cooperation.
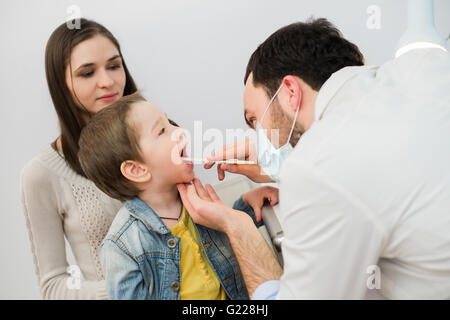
[277,163,387,299]
[252,280,280,300]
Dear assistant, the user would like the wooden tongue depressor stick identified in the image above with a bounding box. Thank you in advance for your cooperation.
[181,157,256,165]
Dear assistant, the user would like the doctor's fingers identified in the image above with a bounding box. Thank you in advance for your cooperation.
[177,183,196,216]
[202,147,237,171]
[263,186,279,205]
[205,184,221,203]
[252,205,263,223]
[217,163,226,181]
[215,163,252,181]
[216,163,248,181]
[178,183,223,228]
[244,196,264,223]
[218,163,270,183]
[207,138,256,162]
[203,139,256,170]
[192,178,210,201]
[178,183,210,220]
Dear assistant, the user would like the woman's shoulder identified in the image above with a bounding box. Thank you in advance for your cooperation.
[20,145,66,218]
[21,145,62,186]
[21,144,85,186]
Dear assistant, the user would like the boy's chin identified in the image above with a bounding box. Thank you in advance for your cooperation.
[176,171,195,184]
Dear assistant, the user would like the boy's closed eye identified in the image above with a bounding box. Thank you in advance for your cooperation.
[156,117,179,137]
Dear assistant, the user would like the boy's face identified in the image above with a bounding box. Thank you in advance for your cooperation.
[129,101,194,185]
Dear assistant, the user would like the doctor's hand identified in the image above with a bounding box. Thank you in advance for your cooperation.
[177,178,254,234]
[203,138,274,183]
[242,186,279,223]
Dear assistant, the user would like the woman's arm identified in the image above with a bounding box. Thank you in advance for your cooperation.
[20,160,108,300]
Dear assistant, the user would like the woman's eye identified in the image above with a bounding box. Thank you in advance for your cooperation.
[159,127,165,136]
[80,70,94,78]
[108,64,121,70]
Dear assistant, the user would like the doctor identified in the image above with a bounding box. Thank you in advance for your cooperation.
[177,18,450,299]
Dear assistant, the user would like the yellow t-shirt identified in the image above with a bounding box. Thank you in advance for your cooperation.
[168,206,228,300]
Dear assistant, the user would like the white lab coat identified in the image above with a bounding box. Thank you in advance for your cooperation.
[277,48,450,299]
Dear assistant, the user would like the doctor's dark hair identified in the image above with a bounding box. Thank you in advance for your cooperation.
[244,18,364,96]
[45,18,138,178]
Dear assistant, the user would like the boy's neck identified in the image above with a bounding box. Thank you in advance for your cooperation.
[138,183,182,218]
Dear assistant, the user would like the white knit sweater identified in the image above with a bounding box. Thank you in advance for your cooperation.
[20,145,123,299]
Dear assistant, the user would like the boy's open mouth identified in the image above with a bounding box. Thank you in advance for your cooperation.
[179,144,193,165]
[179,144,185,157]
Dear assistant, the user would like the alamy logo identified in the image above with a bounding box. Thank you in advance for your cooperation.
[366,5,381,30]
[366,265,381,289]
[66,265,81,290]
[66,5,81,30]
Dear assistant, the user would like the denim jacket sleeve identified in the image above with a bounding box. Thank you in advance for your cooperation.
[100,239,151,300]
[232,196,265,228]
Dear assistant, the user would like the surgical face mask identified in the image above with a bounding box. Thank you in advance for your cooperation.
[256,84,300,182]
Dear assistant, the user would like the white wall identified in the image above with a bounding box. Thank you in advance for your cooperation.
[1,0,449,299]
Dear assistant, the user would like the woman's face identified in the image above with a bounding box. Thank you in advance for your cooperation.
[65,34,126,114]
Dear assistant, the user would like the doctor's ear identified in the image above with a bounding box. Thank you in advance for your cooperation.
[120,160,152,183]
[281,75,302,113]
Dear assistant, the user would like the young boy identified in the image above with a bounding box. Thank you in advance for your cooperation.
[78,92,279,300]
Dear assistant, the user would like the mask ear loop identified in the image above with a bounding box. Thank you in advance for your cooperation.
[286,94,301,143]
[260,84,284,125]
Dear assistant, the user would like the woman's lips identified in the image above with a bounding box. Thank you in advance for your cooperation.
[98,93,118,102]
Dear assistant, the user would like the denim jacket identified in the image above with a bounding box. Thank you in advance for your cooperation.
[100,195,263,300]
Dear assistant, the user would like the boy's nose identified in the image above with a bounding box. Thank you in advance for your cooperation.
[172,127,185,143]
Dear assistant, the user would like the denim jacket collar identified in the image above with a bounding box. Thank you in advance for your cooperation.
[125,197,171,235]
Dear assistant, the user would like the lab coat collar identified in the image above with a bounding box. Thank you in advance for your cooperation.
[313,65,379,122]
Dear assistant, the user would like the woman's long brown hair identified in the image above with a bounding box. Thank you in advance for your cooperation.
[45,18,137,177]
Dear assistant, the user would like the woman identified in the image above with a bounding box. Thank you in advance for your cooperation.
[20,18,137,299]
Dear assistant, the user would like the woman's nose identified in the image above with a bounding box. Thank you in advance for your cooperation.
[97,68,114,88]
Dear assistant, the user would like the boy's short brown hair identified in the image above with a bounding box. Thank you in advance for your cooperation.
[78,92,145,202]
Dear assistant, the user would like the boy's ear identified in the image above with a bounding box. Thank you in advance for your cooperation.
[120,160,152,183]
